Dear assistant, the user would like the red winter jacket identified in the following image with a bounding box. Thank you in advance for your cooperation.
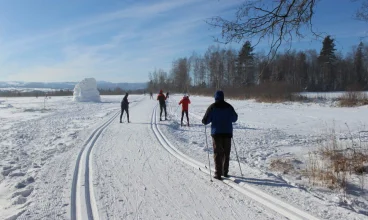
[179,97,191,111]
[157,92,166,105]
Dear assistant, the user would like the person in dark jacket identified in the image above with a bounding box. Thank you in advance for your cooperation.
[120,93,130,123]
[202,90,238,180]
[179,94,191,126]
[166,92,170,99]
[157,89,167,121]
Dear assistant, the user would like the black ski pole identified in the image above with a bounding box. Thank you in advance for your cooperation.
[205,125,213,182]
[232,137,243,177]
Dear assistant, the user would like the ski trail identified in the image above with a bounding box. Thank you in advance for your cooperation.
[71,97,143,220]
[151,104,319,220]
[71,110,119,220]
[92,97,276,219]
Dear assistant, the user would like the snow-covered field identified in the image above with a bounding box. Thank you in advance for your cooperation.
[0,96,122,219]
[300,91,368,99]
[0,94,367,219]
[0,88,63,93]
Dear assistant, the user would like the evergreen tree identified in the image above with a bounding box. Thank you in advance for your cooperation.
[354,42,365,87]
[318,36,336,63]
[318,35,337,90]
[236,41,255,86]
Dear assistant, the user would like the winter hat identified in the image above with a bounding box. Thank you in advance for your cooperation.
[214,90,224,101]
[159,89,163,93]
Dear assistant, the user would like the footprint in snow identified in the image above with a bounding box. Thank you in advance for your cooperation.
[15,177,35,189]
[1,166,21,176]
[9,172,26,177]
[12,187,33,198]
[12,196,27,205]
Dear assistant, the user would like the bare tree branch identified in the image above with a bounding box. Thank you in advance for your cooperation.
[207,0,321,60]
[354,0,368,21]
[206,0,326,79]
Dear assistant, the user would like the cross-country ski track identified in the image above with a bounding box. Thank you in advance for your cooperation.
[71,110,118,220]
[152,103,319,220]
[71,98,143,220]
[67,96,321,220]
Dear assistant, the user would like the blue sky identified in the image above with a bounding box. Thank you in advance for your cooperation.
[0,0,366,83]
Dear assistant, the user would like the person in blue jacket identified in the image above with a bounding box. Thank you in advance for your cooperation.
[202,90,238,180]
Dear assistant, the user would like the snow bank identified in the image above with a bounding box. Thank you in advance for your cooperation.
[0,95,126,219]
[73,78,101,102]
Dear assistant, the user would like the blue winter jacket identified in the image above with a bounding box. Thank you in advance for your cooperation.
[201,91,238,137]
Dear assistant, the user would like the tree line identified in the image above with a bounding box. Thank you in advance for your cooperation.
[0,88,145,97]
[0,90,73,97]
[147,36,368,93]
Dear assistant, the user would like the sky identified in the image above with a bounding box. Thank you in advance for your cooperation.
[0,0,367,83]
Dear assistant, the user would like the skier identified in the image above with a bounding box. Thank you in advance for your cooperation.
[157,89,167,121]
[202,90,238,180]
[150,92,153,100]
[166,92,170,99]
[120,93,130,123]
[179,94,191,126]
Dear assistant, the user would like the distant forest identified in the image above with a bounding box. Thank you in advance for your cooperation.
[0,88,145,97]
[147,36,368,94]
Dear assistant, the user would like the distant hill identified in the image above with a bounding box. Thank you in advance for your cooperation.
[0,81,147,91]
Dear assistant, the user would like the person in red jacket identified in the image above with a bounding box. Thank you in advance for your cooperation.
[179,94,191,126]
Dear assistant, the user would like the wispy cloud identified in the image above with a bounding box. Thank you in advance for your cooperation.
[1,0,198,55]
[1,0,366,83]
[1,0,243,82]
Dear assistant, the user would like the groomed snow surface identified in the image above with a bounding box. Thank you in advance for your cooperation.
[0,94,367,219]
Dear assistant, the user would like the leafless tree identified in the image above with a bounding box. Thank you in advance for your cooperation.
[208,0,319,57]
[189,52,198,86]
[204,45,230,89]
[224,48,237,87]
[209,0,368,54]
[355,0,368,21]
[171,58,191,92]
[147,68,169,91]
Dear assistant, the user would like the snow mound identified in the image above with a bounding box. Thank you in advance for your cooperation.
[73,78,101,102]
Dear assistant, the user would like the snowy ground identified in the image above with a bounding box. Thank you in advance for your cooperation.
[0,94,367,219]
[300,91,368,99]
[0,88,63,93]
[163,95,368,218]
[0,96,123,219]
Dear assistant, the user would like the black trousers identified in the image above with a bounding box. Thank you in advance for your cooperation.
[120,107,129,122]
[212,137,231,177]
[181,110,189,123]
[160,104,167,119]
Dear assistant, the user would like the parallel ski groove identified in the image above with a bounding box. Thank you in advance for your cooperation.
[71,97,144,220]
[151,104,319,220]
[84,112,118,220]
[71,109,120,220]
